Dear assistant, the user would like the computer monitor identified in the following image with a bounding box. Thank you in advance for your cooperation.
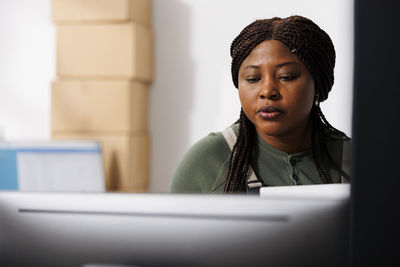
[0,184,349,267]
[0,141,105,192]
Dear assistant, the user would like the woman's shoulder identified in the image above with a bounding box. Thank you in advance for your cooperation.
[170,126,235,193]
[323,128,352,158]
[324,128,351,143]
[187,124,239,156]
[323,128,352,182]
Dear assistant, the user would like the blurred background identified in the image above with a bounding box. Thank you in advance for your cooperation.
[0,0,353,193]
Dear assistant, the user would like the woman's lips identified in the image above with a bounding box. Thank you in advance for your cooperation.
[257,106,284,120]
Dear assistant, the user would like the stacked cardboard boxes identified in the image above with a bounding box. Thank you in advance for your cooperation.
[51,0,152,192]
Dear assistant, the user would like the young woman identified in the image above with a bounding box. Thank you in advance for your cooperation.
[170,15,350,194]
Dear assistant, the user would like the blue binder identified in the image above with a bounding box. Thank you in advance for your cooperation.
[0,148,18,190]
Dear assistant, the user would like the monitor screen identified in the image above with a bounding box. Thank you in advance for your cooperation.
[0,184,349,267]
[0,141,105,192]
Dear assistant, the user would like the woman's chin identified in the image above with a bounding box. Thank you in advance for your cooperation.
[255,125,287,138]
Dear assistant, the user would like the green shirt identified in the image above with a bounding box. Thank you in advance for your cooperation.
[170,124,348,194]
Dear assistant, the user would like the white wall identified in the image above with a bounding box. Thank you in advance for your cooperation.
[0,0,55,140]
[149,0,354,192]
[0,0,353,193]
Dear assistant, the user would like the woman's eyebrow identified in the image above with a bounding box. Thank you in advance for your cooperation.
[276,61,300,68]
[243,65,259,70]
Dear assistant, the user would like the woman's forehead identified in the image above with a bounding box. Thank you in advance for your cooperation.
[240,40,301,69]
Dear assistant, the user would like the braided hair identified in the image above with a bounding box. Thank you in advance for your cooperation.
[225,15,350,193]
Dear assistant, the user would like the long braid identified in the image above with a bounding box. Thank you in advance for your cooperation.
[311,105,333,184]
[316,105,350,141]
[311,107,329,183]
[313,105,351,181]
[224,109,255,193]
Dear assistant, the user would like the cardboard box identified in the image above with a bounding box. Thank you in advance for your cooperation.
[52,132,149,192]
[52,0,151,25]
[51,80,148,133]
[57,23,153,81]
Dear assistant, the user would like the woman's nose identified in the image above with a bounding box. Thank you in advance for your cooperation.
[259,79,280,100]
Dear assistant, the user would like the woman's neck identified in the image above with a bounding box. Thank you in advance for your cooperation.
[256,120,313,154]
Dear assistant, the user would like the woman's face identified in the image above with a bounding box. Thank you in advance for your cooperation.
[238,40,316,142]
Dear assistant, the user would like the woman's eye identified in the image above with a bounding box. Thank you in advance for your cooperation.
[245,77,260,83]
[279,75,298,81]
